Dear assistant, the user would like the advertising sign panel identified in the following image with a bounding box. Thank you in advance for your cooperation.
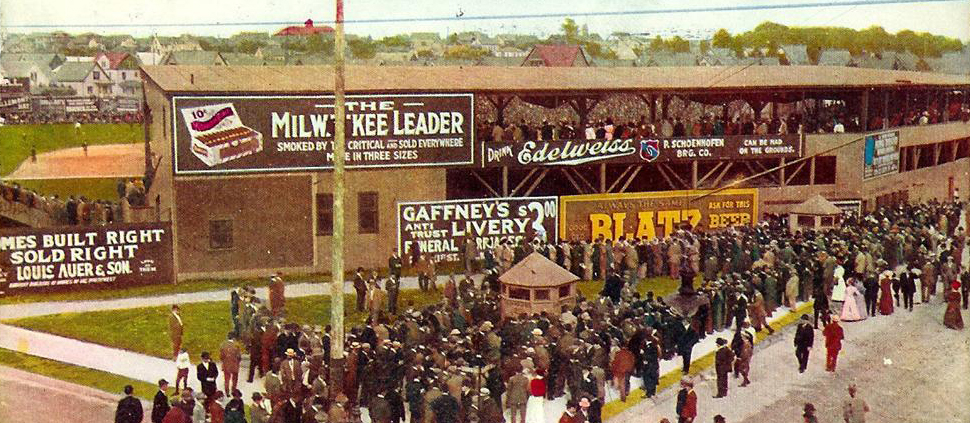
[559,189,758,242]
[397,197,558,263]
[0,222,174,295]
[482,135,801,167]
[863,131,900,180]
[172,94,475,174]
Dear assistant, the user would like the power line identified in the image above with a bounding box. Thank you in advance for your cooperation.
[3,0,961,29]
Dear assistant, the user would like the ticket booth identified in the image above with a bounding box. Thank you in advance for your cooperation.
[500,253,579,319]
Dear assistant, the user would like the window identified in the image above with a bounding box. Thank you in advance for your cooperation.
[93,71,100,80]
[87,86,93,94]
[797,215,815,227]
[509,287,530,300]
[358,192,379,234]
[316,193,333,235]
[820,216,835,226]
[209,219,233,250]
[534,289,550,301]
[558,285,571,298]
[813,156,837,184]
[122,72,127,80]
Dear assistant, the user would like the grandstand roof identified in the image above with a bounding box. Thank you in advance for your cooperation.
[142,64,970,95]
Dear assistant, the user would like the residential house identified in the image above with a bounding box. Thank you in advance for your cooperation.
[150,35,203,56]
[640,52,698,67]
[94,52,141,96]
[817,49,853,66]
[610,35,648,61]
[0,61,53,89]
[53,61,114,97]
[495,45,528,58]
[927,50,970,75]
[255,45,287,61]
[521,45,590,67]
[160,51,227,66]
[780,44,810,65]
[221,52,268,66]
[275,19,334,36]
[136,52,165,66]
[375,50,417,64]
[0,53,66,70]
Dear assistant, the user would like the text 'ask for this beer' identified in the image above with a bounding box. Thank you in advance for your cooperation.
[559,189,758,242]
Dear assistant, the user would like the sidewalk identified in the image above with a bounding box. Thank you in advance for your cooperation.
[0,274,465,320]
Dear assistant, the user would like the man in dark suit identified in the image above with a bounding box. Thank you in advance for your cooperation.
[281,397,303,423]
[196,352,219,408]
[675,379,697,423]
[388,249,403,279]
[794,314,815,373]
[863,275,879,316]
[354,268,367,312]
[151,379,170,423]
[713,338,733,398]
[115,385,143,423]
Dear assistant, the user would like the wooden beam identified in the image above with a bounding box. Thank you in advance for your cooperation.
[661,163,690,189]
[691,161,699,189]
[607,165,635,193]
[571,168,597,193]
[933,142,942,166]
[711,162,733,187]
[785,161,807,185]
[696,162,723,186]
[471,171,500,198]
[656,163,677,190]
[523,169,550,197]
[779,158,787,187]
[561,168,586,194]
[502,167,509,196]
[912,146,921,170]
[952,140,959,162]
[510,168,538,197]
[619,166,643,193]
[809,157,816,185]
[599,164,607,193]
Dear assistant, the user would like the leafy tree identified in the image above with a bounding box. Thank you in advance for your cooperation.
[236,39,267,54]
[306,34,335,55]
[380,35,411,49]
[443,45,489,60]
[561,18,580,43]
[348,37,378,59]
[649,36,664,52]
[416,49,436,59]
[712,29,733,48]
[665,36,690,53]
[699,40,710,54]
[446,33,459,45]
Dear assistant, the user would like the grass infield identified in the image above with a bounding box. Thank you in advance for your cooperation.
[0,347,157,401]
[0,123,142,177]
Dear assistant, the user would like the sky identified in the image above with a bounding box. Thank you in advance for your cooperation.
[1,0,968,41]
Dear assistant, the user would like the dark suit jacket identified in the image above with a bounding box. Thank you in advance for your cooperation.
[794,322,815,349]
[151,390,170,423]
[714,346,734,374]
[197,361,219,394]
[115,395,143,423]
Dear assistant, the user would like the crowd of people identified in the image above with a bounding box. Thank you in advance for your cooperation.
[1,110,145,125]
[473,94,970,144]
[124,199,967,423]
[0,178,148,226]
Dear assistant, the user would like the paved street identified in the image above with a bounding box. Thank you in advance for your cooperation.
[611,297,970,423]
[0,365,137,423]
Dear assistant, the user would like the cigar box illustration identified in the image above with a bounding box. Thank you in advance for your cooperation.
[180,103,263,167]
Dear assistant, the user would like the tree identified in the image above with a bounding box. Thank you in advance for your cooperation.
[561,18,580,43]
[649,36,664,52]
[446,33,459,45]
[416,49,436,59]
[380,35,411,49]
[712,29,733,48]
[443,45,489,60]
[665,36,690,53]
[237,39,266,54]
[306,34,335,55]
[348,37,377,59]
[699,40,710,54]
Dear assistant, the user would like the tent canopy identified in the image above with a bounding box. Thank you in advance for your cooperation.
[499,252,578,288]
[790,194,843,216]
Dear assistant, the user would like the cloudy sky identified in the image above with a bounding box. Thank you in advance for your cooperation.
[1,0,968,41]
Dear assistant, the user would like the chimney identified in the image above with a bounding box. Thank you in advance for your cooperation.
[190,74,194,85]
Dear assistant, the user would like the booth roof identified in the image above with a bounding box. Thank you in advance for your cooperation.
[140,64,970,94]
[500,252,579,288]
[790,194,843,216]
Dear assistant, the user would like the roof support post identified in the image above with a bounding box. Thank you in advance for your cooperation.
[779,158,787,187]
[884,89,890,129]
[661,94,670,120]
[809,156,816,186]
[691,161,698,189]
[599,164,607,193]
[943,90,950,122]
[487,95,512,126]
[904,90,911,121]
[502,167,509,196]
[860,89,870,132]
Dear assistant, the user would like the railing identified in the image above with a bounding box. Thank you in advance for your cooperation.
[0,195,57,227]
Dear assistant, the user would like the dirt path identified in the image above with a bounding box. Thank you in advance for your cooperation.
[6,144,144,179]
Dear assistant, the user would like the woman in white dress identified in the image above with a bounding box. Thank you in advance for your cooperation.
[840,279,866,322]
[525,370,546,423]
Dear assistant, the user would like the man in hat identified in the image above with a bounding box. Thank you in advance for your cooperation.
[270,272,286,317]
[115,385,143,423]
[713,338,733,398]
[793,314,815,373]
[389,249,404,279]
[280,348,304,400]
[822,315,844,372]
[507,370,530,423]
[169,305,184,359]
[151,379,170,423]
[610,344,635,402]
[675,378,697,423]
[387,275,401,315]
[220,331,243,394]
[354,268,367,312]
[197,352,219,408]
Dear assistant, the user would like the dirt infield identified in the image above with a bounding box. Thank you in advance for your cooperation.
[6,144,145,180]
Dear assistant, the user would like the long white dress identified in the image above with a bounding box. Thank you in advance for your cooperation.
[525,377,545,423]
[840,284,866,322]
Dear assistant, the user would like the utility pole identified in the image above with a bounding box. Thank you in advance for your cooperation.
[329,0,347,398]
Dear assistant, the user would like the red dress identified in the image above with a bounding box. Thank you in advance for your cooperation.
[529,377,546,397]
[879,278,894,315]
[944,290,965,330]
